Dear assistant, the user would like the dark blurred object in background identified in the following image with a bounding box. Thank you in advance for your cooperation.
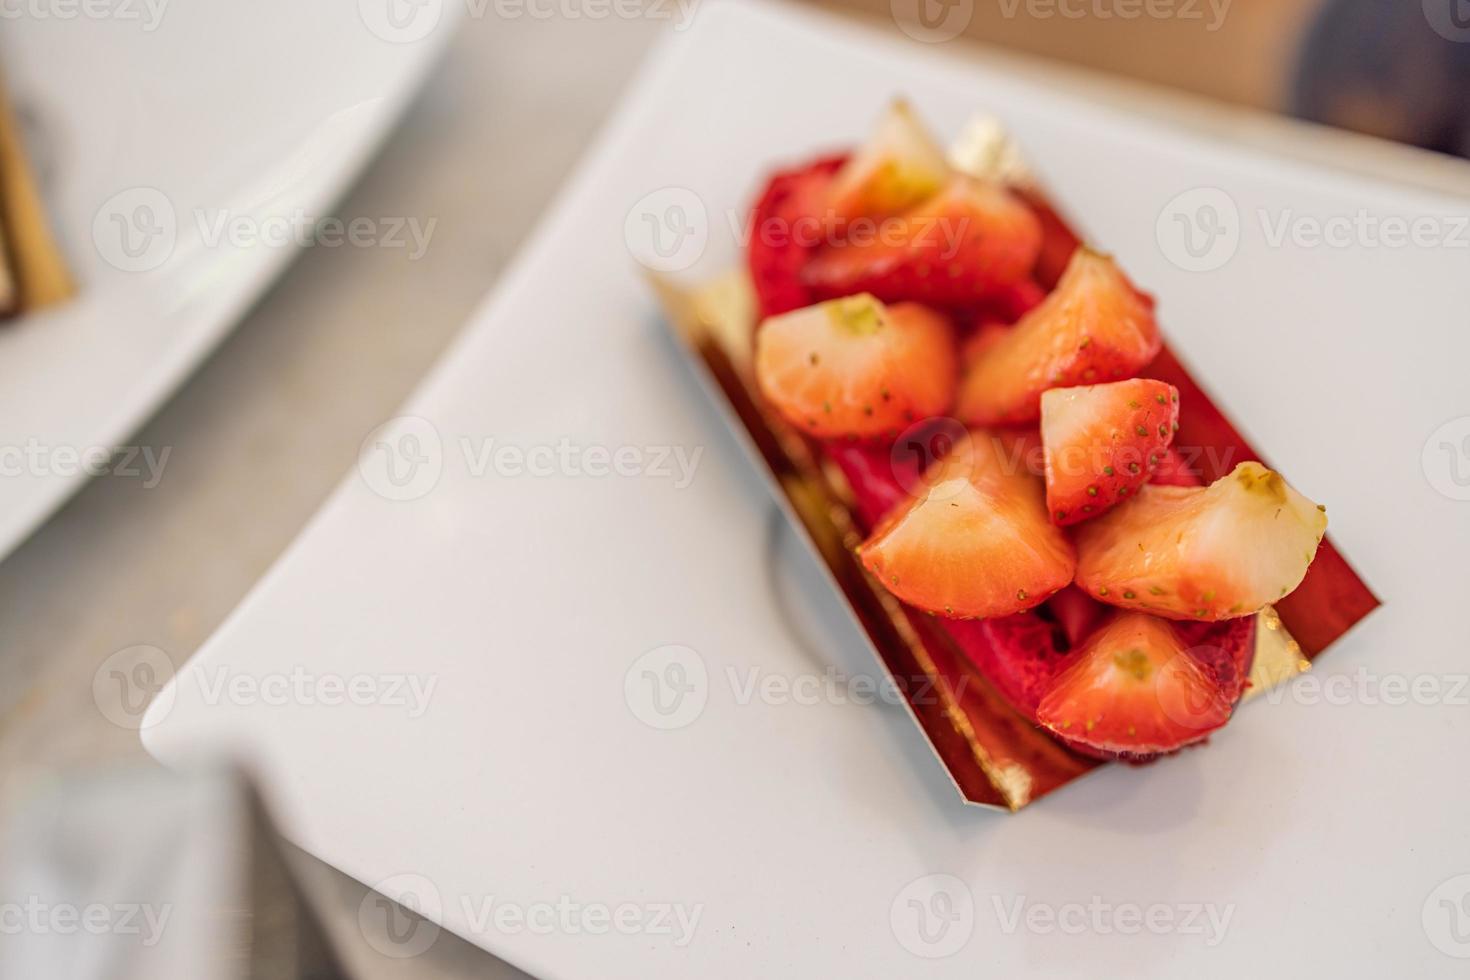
[831,0,1470,160]
[1293,0,1470,157]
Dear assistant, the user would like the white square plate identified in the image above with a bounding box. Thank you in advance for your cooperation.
[147,2,1470,976]
[0,3,453,556]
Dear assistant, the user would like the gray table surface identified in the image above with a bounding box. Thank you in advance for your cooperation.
[1,7,1466,978]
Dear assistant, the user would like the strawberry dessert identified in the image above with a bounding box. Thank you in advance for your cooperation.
[745,100,1329,761]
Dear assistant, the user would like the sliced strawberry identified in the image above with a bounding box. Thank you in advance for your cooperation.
[947,608,1254,757]
[1035,612,1233,756]
[1075,461,1329,621]
[754,295,956,440]
[957,249,1162,425]
[801,176,1042,309]
[747,155,847,318]
[1040,378,1180,525]
[859,431,1075,618]
[826,99,950,223]
[1149,446,1203,487]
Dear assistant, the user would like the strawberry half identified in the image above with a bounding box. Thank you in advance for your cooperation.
[1035,612,1234,756]
[747,155,847,318]
[801,176,1042,309]
[826,99,951,223]
[858,431,1075,619]
[957,249,1162,425]
[1075,461,1329,621]
[754,295,956,440]
[1040,378,1180,525]
[947,609,1255,757]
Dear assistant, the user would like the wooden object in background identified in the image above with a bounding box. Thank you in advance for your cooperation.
[0,77,73,317]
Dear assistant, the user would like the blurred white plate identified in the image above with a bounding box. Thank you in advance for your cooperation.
[0,2,455,556]
[146,1,1470,977]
